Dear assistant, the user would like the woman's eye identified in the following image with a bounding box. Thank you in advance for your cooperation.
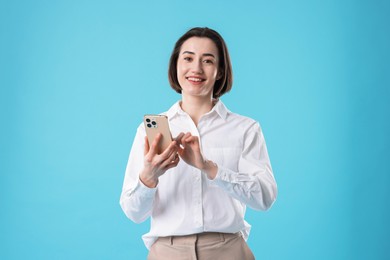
[184,57,192,62]
[203,59,214,64]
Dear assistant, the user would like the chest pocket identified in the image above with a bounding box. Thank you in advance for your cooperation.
[203,147,242,172]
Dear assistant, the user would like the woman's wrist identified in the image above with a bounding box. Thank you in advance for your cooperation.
[201,160,218,180]
[139,170,159,188]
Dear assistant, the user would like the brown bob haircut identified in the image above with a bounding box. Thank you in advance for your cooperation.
[168,27,233,99]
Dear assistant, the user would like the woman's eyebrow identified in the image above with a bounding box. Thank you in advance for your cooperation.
[182,51,216,58]
[202,53,215,58]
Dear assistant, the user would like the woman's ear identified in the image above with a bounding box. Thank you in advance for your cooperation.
[217,70,223,80]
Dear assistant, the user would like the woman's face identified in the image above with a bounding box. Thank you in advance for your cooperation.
[177,37,220,99]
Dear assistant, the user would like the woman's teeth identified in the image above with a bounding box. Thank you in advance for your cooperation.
[188,77,204,82]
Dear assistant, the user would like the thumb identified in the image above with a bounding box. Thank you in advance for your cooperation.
[144,136,150,156]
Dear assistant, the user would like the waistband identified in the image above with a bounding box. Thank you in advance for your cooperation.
[156,232,242,246]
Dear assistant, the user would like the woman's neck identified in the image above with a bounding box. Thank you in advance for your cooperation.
[181,95,214,126]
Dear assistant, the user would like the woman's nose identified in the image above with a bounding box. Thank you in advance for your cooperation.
[191,60,203,74]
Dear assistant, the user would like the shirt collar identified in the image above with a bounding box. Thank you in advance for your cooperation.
[212,99,229,120]
[166,99,230,121]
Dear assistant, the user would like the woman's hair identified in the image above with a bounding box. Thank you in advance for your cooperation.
[168,27,233,98]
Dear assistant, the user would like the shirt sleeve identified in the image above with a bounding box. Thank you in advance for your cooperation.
[119,125,157,223]
[210,122,277,211]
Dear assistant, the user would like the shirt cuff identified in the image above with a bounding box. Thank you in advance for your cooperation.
[209,165,237,185]
[126,178,157,199]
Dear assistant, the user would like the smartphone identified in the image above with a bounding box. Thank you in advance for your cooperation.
[144,115,173,154]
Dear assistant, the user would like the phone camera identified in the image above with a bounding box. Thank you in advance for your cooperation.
[145,118,157,128]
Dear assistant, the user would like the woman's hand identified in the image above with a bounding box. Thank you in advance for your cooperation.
[177,132,218,179]
[177,132,204,169]
[139,134,180,188]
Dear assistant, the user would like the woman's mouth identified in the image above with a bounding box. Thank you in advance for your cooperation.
[187,77,205,83]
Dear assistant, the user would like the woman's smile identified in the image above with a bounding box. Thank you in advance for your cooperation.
[177,37,220,98]
[186,76,206,84]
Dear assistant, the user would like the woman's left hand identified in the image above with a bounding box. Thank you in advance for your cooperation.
[177,132,204,169]
[177,132,218,179]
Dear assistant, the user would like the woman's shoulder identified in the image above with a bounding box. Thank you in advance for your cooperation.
[227,110,257,124]
[226,111,261,132]
[221,102,260,129]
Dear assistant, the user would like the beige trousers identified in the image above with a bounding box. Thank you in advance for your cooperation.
[147,232,255,260]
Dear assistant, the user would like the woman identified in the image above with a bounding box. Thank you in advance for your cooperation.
[120,27,277,260]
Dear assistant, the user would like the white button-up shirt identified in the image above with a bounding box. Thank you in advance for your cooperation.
[120,100,277,249]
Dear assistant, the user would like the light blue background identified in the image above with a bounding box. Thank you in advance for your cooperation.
[1,0,389,259]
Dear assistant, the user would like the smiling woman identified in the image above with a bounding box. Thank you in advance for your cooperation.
[168,27,233,100]
[120,27,277,260]
[177,37,221,101]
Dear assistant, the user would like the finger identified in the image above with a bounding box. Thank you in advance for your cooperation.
[174,132,185,140]
[159,140,178,161]
[176,138,185,156]
[149,133,162,156]
[184,132,192,139]
[182,136,198,148]
[164,155,180,171]
[181,132,192,147]
[177,147,184,157]
[161,151,177,168]
[174,132,185,145]
[144,136,150,156]
[185,132,197,141]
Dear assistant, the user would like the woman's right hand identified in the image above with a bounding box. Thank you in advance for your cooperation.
[139,134,180,188]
